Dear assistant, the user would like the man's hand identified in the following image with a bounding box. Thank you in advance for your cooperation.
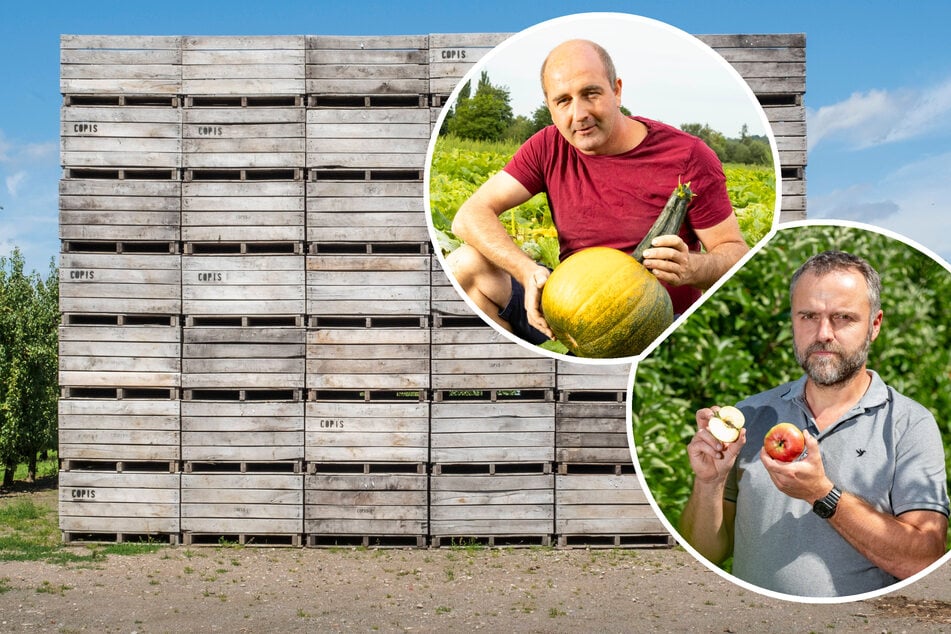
[640,235,691,286]
[760,432,833,503]
[687,406,747,485]
[521,265,554,339]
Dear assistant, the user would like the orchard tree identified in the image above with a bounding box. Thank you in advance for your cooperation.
[446,71,514,142]
[0,249,59,485]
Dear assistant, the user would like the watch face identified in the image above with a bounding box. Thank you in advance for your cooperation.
[813,488,840,518]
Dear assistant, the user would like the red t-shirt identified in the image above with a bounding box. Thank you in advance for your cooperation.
[503,116,733,313]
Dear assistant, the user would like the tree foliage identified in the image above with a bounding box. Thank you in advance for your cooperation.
[631,225,951,537]
[444,71,514,142]
[680,122,772,166]
[0,249,59,485]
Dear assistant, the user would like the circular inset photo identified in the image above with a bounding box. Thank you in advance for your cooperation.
[629,220,951,602]
[426,11,780,363]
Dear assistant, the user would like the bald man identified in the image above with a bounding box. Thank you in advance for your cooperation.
[448,39,748,346]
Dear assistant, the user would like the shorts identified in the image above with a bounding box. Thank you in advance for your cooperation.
[498,275,551,346]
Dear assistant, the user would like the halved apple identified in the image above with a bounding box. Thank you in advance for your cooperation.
[707,405,745,444]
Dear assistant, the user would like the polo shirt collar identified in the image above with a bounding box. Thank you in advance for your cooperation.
[780,370,890,435]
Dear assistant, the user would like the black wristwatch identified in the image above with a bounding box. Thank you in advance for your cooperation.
[813,486,841,519]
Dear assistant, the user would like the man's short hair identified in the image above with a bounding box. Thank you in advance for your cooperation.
[790,250,882,316]
[540,39,618,96]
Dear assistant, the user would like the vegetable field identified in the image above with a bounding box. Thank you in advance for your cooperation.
[428,134,777,270]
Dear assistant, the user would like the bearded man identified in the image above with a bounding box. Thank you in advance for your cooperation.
[679,250,949,597]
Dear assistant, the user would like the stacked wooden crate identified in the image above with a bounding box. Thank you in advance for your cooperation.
[57,31,806,548]
[303,36,431,547]
[58,36,183,543]
[178,36,307,545]
[554,363,668,547]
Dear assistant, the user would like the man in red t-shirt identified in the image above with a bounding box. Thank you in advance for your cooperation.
[447,38,749,347]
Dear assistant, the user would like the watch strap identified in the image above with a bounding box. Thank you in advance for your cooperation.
[813,485,841,519]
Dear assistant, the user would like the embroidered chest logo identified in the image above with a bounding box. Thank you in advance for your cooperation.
[856,448,867,457]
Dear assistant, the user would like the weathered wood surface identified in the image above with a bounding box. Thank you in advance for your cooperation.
[555,401,630,465]
[58,398,181,462]
[59,252,181,315]
[428,32,509,96]
[430,473,554,536]
[304,473,427,535]
[182,180,304,242]
[555,473,666,536]
[181,254,305,316]
[180,472,303,534]
[305,400,428,463]
[181,400,303,462]
[555,360,630,392]
[59,178,181,241]
[181,36,305,95]
[431,401,554,464]
[306,327,430,390]
[431,326,555,390]
[182,325,305,389]
[306,255,430,317]
[59,470,181,533]
[60,35,182,94]
[58,324,182,388]
[306,35,428,95]
[307,179,425,244]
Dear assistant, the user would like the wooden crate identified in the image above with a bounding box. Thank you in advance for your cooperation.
[183,104,305,169]
[696,34,807,222]
[59,470,180,538]
[305,398,429,463]
[431,324,555,391]
[431,399,555,464]
[306,108,429,170]
[181,472,304,543]
[182,35,305,96]
[428,32,508,100]
[59,324,181,389]
[306,176,426,245]
[306,326,429,391]
[60,104,182,169]
[60,35,182,95]
[182,179,305,242]
[306,254,430,317]
[556,360,630,394]
[304,469,427,545]
[58,396,180,463]
[182,325,304,390]
[306,35,428,97]
[181,399,304,463]
[555,399,630,465]
[59,249,181,315]
[555,468,670,547]
[59,177,181,242]
[430,468,554,545]
[182,252,305,317]
[430,260,470,318]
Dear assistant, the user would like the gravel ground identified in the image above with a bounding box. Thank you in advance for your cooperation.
[1,542,950,633]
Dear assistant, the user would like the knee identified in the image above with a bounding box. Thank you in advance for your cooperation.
[445,244,485,290]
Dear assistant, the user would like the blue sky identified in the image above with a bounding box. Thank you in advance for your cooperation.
[3,0,951,272]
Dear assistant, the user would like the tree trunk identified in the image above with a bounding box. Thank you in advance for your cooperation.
[2,461,15,487]
[27,453,37,483]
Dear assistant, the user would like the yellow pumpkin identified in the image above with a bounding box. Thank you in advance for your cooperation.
[541,247,673,358]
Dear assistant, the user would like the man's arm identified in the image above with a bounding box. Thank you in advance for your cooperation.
[641,212,749,290]
[679,407,745,564]
[762,433,949,580]
[451,171,553,336]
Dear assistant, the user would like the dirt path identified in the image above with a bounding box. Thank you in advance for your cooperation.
[2,543,950,633]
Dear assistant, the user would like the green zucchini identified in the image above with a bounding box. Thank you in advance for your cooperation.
[631,181,694,263]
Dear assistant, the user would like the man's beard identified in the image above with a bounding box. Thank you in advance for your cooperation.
[795,332,872,387]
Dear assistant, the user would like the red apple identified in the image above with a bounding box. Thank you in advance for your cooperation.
[763,422,806,462]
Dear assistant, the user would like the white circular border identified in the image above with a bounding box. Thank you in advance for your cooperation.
[627,218,951,604]
[423,11,782,366]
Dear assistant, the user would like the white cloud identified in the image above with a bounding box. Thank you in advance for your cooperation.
[808,77,951,151]
[810,151,951,262]
[6,171,26,197]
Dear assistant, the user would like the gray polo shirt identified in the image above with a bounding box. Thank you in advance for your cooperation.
[724,370,949,598]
